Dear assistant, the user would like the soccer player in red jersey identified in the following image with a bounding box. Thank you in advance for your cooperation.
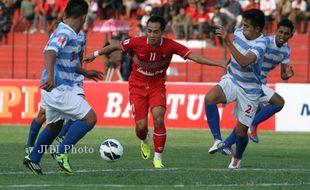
[84,15,226,168]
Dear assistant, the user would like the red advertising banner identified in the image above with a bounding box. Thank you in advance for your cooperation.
[0,80,275,130]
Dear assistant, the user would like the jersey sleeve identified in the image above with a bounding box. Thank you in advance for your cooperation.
[44,32,69,55]
[120,37,134,52]
[171,40,191,60]
[249,37,268,62]
[282,47,290,64]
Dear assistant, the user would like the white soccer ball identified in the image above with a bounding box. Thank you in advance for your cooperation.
[99,139,123,161]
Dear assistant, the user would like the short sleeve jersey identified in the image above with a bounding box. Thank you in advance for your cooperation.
[120,36,191,85]
[41,22,83,88]
[260,35,290,84]
[227,27,267,96]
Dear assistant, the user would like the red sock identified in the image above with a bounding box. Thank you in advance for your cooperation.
[153,126,166,153]
[136,127,148,141]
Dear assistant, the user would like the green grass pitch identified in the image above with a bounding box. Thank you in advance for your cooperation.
[0,125,309,190]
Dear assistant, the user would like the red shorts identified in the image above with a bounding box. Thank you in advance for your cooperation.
[129,82,166,121]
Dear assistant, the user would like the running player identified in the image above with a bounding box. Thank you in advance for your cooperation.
[205,9,267,169]
[23,0,102,175]
[83,15,226,168]
[220,19,295,152]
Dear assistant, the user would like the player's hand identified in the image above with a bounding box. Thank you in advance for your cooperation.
[215,26,228,43]
[84,70,104,82]
[83,54,96,63]
[286,65,294,78]
[41,76,54,92]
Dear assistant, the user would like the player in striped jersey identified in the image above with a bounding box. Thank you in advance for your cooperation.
[23,0,102,175]
[247,19,294,143]
[24,31,103,155]
[217,19,295,158]
[204,9,267,169]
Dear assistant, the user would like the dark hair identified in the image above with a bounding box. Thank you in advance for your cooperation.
[64,0,88,19]
[146,15,167,31]
[242,9,265,31]
[277,18,294,33]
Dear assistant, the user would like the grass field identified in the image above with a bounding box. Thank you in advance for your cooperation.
[0,125,309,190]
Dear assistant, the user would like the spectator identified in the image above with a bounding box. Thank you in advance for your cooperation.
[192,6,210,39]
[123,0,138,19]
[30,0,45,33]
[260,0,277,33]
[19,0,36,33]
[304,0,310,33]
[140,5,152,35]
[0,4,12,45]
[278,0,292,20]
[163,0,179,25]
[42,0,56,34]
[220,0,242,32]
[243,0,259,11]
[289,0,307,33]
[172,7,192,39]
[83,0,98,32]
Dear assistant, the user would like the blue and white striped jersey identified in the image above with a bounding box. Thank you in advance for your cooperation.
[227,27,267,96]
[260,35,290,84]
[41,22,85,88]
[73,31,86,86]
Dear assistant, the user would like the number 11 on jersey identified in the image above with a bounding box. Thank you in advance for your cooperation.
[150,53,156,61]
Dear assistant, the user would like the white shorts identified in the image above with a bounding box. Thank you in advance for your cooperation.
[39,84,85,110]
[41,85,91,124]
[219,75,260,127]
[259,84,275,103]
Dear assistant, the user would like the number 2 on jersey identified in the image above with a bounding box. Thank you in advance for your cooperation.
[149,53,156,61]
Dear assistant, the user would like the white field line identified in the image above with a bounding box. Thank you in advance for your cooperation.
[1,167,310,175]
[0,182,310,189]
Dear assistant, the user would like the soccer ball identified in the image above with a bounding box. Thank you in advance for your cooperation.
[99,139,123,161]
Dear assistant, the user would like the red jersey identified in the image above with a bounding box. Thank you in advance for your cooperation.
[120,36,191,85]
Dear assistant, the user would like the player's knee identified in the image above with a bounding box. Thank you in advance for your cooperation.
[204,94,213,104]
[277,96,285,109]
[83,109,97,127]
[153,117,164,128]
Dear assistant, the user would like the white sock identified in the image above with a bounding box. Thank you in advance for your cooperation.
[154,152,162,160]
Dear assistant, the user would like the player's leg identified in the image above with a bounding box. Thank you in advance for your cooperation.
[228,121,248,169]
[249,85,284,143]
[56,91,85,143]
[129,85,150,160]
[54,93,96,175]
[148,82,167,168]
[24,119,64,175]
[55,119,73,143]
[205,76,230,154]
[25,107,46,154]
[151,106,166,168]
[228,91,258,169]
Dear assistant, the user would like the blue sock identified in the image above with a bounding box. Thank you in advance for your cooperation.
[205,104,221,140]
[26,119,42,147]
[58,120,93,153]
[58,120,73,137]
[234,135,249,159]
[28,126,61,163]
[252,104,282,128]
[224,128,237,148]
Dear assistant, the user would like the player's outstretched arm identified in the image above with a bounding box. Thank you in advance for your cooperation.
[75,67,104,82]
[187,52,227,69]
[83,44,122,63]
[41,50,56,92]
[281,64,294,81]
[215,26,257,67]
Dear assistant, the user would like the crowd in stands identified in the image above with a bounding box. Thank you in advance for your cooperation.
[0,0,309,45]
